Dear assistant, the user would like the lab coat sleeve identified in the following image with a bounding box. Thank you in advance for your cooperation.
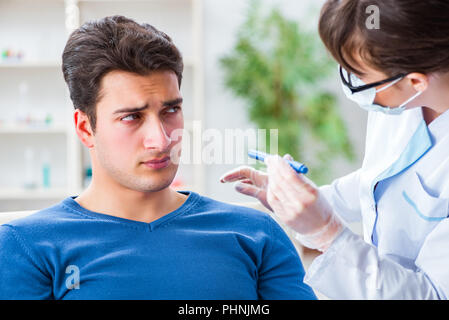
[304,227,442,299]
[415,218,449,299]
[319,169,362,223]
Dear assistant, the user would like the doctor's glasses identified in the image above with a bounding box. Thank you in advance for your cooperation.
[339,65,406,94]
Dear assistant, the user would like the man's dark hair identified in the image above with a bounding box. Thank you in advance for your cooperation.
[62,15,184,132]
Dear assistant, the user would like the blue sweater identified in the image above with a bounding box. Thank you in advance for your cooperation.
[0,191,316,300]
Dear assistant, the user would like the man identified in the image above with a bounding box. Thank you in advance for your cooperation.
[0,16,316,300]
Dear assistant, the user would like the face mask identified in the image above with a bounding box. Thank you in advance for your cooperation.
[340,68,423,115]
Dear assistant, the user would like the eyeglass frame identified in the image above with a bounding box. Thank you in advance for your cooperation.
[339,65,406,94]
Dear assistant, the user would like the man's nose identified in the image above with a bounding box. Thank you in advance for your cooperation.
[143,119,172,151]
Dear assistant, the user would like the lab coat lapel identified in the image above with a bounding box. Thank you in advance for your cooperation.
[359,108,432,242]
[369,119,433,244]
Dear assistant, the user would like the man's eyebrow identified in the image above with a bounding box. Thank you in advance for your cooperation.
[162,98,183,107]
[113,98,183,114]
[113,104,149,114]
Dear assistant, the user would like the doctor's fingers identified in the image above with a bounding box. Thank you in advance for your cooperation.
[265,188,287,215]
[270,155,317,198]
[235,180,258,196]
[279,158,318,201]
[265,155,299,201]
[220,166,268,188]
[235,181,273,212]
[265,161,302,213]
[266,157,318,214]
[267,179,320,229]
[266,184,300,223]
[266,155,316,200]
[268,173,307,215]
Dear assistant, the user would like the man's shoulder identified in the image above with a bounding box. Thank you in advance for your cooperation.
[193,193,278,230]
[0,198,80,238]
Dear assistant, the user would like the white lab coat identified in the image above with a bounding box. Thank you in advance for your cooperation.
[304,107,449,299]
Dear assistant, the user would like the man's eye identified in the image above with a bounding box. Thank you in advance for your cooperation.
[165,106,181,114]
[121,114,140,122]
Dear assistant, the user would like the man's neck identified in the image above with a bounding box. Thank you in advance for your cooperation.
[75,182,188,224]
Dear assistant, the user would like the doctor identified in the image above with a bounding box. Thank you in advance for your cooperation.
[220,0,449,299]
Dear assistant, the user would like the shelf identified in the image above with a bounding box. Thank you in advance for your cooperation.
[0,187,72,200]
[0,61,61,69]
[0,125,67,134]
[78,0,191,3]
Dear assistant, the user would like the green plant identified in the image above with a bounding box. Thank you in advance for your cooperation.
[220,0,354,184]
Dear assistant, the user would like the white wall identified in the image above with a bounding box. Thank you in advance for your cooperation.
[201,0,367,203]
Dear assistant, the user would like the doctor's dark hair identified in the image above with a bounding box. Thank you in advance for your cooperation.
[318,0,449,77]
[62,15,184,132]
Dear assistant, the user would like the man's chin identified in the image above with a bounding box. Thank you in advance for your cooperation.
[132,164,178,193]
[131,178,175,193]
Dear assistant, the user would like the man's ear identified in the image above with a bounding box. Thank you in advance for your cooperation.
[74,109,94,148]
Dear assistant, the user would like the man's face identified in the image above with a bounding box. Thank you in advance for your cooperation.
[91,70,184,193]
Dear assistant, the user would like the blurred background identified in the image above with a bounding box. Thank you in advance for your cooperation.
[0,0,367,212]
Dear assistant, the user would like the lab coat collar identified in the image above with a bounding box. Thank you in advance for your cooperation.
[374,118,433,184]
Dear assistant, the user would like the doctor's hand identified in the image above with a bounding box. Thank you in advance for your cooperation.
[264,155,344,252]
[219,165,272,211]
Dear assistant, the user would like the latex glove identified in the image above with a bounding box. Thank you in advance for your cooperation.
[219,166,272,212]
[264,154,344,252]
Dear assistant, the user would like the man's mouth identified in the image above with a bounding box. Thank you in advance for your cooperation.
[142,156,171,169]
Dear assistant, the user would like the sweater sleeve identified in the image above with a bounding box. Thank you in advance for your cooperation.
[0,225,53,300]
[256,217,317,300]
